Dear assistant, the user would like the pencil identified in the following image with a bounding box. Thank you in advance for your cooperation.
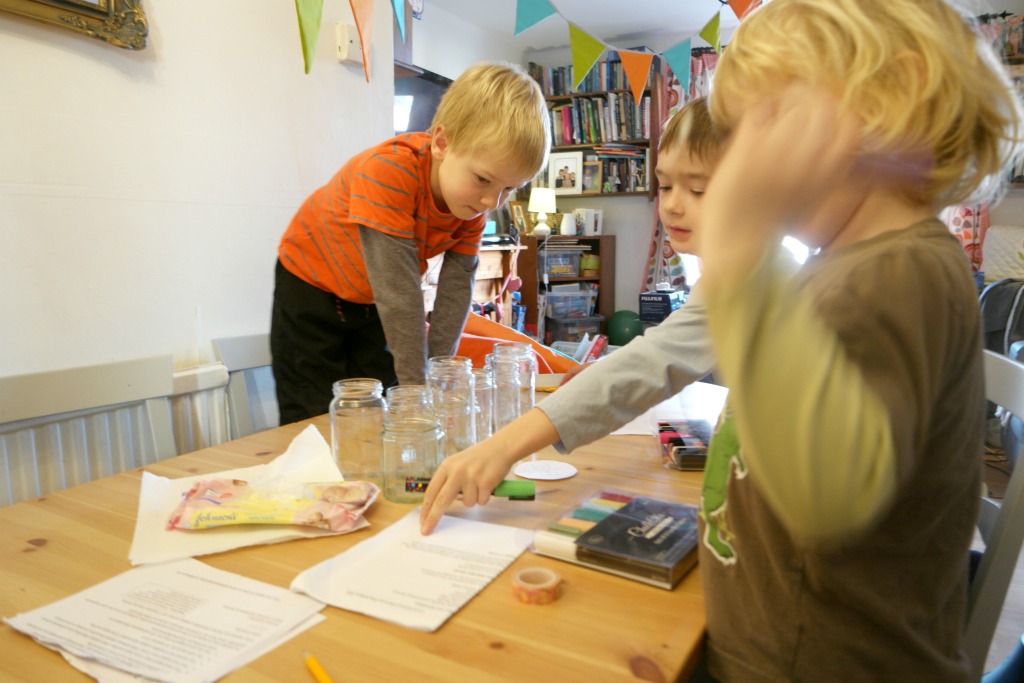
[305,651,335,683]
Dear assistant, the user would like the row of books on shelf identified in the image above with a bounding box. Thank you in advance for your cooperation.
[550,93,652,146]
[531,488,699,589]
[528,57,650,97]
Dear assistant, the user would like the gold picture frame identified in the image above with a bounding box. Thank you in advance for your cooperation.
[0,0,148,50]
[509,200,529,235]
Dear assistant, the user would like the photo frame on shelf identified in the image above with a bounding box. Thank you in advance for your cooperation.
[509,201,529,235]
[582,160,602,195]
[548,151,584,196]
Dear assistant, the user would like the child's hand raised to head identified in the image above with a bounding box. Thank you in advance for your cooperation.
[699,87,862,281]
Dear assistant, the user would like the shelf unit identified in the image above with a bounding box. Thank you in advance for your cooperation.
[518,235,616,336]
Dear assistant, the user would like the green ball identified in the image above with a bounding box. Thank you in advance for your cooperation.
[607,310,643,346]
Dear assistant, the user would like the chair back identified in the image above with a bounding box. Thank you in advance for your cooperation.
[965,350,1024,678]
[211,334,278,439]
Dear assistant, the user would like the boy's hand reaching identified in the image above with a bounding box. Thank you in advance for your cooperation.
[418,443,512,534]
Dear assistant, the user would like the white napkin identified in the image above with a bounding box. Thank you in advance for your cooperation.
[129,425,361,565]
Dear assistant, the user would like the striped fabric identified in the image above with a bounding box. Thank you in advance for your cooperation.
[278,132,486,304]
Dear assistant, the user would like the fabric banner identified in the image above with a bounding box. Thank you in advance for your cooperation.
[295,0,324,74]
[569,23,607,90]
[349,0,374,82]
[620,50,655,106]
[515,0,558,36]
[699,12,721,55]
[393,0,406,43]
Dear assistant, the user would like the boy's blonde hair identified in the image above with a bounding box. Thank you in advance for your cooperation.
[431,63,551,180]
[710,0,1023,206]
[660,96,725,163]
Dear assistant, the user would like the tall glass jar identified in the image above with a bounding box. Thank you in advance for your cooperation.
[492,342,536,429]
[329,378,385,481]
[381,416,444,503]
[426,355,476,457]
[472,367,495,442]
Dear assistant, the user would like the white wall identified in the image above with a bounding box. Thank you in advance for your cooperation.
[0,0,394,377]
[413,4,525,79]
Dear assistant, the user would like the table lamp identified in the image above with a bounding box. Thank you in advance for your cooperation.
[528,188,556,238]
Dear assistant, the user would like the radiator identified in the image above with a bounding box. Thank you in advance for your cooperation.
[0,364,230,507]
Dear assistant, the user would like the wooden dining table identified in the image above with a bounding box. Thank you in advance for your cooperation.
[0,409,709,682]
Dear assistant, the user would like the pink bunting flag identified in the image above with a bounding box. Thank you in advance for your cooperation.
[349,0,374,82]
[619,50,654,106]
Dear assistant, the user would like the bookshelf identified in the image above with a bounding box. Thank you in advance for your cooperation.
[518,235,616,338]
[529,60,660,198]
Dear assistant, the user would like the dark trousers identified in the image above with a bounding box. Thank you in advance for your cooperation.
[270,260,397,424]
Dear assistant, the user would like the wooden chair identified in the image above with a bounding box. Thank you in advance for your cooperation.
[211,334,279,439]
[965,350,1024,679]
[0,355,177,505]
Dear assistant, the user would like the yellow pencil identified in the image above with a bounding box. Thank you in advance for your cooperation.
[305,651,335,683]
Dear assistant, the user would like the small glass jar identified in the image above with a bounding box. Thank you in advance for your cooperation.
[382,416,444,503]
[385,384,432,425]
[329,378,385,481]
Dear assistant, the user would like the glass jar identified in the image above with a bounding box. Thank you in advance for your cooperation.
[329,378,385,481]
[385,384,432,425]
[492,342,536,429]
[472,367,495,442]
[382,416,444,503]
[426,355,476,457]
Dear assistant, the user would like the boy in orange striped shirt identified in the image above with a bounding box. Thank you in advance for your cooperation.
[272,63,550,423]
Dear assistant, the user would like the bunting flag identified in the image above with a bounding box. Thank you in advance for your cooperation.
[620,50,655,106]
[393,0,406,43]
[568,23,606,90]
[515,0,558,36]
[295,0,324,74]
[349,0,374,82]
[699,12,722,55]
[661,38,692,99]
[727,0,760,21]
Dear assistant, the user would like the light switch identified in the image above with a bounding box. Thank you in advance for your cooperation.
[336,22,362,64]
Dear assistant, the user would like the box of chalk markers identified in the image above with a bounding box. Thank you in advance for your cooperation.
[658,419,713,471]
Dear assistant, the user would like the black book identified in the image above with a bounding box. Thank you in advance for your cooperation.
[532,489,699,589]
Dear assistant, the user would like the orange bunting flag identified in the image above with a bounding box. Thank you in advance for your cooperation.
[620,50,654,106]
[568,23,606,91]
[349,0,374,82]
[727,0,760,21]
[699,12,722,55]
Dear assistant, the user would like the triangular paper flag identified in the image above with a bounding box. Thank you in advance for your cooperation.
[349,0,374,82]
[393,0,406,43]
[295,0,324,74]
[620,50,654,106]
[662,38,692,100]
[727,0,760,21]
[699,12,722,55]
[568,23,606,91]
[515,0,557,36]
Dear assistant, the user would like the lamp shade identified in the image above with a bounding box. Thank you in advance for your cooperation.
[528,187,556,215]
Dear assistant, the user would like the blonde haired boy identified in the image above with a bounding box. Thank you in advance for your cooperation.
[697,0,1023,680]
[420,96,724,524]
[272,63,549,423]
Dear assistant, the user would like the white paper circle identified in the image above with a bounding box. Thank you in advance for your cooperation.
[512,460,578,481]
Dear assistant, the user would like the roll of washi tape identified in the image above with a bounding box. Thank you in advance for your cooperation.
[512,567,563,605]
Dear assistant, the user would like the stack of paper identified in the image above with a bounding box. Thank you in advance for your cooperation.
[5,559,325,683]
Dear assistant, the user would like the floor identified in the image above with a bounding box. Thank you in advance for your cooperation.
[981,447,1023,673]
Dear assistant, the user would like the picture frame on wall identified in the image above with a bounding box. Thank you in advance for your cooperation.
[548,151,584,196]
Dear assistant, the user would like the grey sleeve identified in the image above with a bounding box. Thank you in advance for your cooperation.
[360,225,429,385]
[427,250,478,359]
[538,283,716,452]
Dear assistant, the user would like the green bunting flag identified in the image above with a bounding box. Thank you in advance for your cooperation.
[295,0,324,74]
[569,23,606,90]
[699,12,722,55]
